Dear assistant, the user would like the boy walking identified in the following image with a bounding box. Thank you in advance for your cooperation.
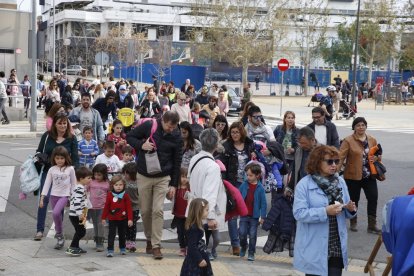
[78,126,99,168]
[238,163,267,261]
[66,167,93,256]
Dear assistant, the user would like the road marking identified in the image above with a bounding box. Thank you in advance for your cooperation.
[0,141,36,146]
[10,148,37,150]
[0,166,15,212]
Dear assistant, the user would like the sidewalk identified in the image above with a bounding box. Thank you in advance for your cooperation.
[0,107,46,138]
[0,89,412,139]
[0,238,385,275]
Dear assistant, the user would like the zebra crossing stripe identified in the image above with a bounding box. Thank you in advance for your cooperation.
[0,166,14,213]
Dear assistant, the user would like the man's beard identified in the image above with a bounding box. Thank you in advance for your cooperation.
[82,102,90,109]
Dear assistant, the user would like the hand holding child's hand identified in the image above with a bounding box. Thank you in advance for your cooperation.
[259,218,264,225]
[199,260,207,267]
[79,214,85,221]
[128,220,133,227]
[102,219,106,225]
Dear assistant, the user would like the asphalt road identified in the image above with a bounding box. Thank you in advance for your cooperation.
[0,124,412,263]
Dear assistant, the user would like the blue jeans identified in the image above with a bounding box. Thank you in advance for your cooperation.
[228,217,240,247]
[36,170,49,233]
[239,216,259,254]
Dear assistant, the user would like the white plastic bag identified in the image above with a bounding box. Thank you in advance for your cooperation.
[19,156,40,194]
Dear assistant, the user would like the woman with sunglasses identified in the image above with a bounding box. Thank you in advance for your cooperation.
[44,81,61,113]
[338,117,381,234]
[293,145,356,276]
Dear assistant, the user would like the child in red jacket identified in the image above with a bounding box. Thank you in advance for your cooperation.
[101,175,133,257]
[172,168,190,257]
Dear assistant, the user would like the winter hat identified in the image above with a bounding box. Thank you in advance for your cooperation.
[352,117,367,130]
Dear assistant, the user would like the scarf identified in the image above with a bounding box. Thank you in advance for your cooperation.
[112,190,126,200]
[246,122,271,143]
[311,173,343,204]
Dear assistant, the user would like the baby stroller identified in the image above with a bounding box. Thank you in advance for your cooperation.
[339,99,356,120]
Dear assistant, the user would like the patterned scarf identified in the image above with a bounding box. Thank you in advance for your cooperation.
[311,173,343,204]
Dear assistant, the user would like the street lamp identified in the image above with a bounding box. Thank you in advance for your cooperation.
[52,0,56,76]
[351,0,361,108]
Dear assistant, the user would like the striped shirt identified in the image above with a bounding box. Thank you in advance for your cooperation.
[69,184,87,217]
[78,139,99,166]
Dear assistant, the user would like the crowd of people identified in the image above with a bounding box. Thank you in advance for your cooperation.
[28,74,387,276]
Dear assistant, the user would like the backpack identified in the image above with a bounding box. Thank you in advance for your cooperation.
[190,155,237,213]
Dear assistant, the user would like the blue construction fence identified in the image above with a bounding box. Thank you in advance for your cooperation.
[268,68,414,87]
[114,62,414,89]
[113,62,206,90]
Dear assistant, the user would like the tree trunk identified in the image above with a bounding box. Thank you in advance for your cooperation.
[367,40,376,89]
[303,44,311,97]
[242,61,248,86]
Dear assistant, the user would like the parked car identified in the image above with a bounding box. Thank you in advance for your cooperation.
[196,85,242,114]
[233,70,263,82]
[205,72,231,81]
[61,65,85,75]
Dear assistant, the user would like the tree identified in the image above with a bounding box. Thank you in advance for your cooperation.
[94,26,151,78]
[291,0,329,96]
[320,23,354,70]
[190,0,289,85]
[358,0,400,87]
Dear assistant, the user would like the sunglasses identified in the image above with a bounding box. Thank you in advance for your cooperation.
[252,115,263,119]
[324,159,340,165]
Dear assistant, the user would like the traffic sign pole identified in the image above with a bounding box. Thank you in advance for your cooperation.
[280,71,284,117]
[277,58,290,117]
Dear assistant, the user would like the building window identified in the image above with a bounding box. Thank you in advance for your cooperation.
[72,22,100,37]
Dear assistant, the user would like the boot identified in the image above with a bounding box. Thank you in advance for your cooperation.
[350,217,358,232]
[367,215,381,234]
[232,246,240,256]
[146,240,153,254]
[152,247,163,260]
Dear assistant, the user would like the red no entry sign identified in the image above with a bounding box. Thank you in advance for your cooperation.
[277,58,289,72]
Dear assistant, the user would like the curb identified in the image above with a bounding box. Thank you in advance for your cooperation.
[0,132,44,138]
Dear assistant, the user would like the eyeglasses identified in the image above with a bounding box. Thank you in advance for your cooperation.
[324,159,340,165]
[252,115,262,119]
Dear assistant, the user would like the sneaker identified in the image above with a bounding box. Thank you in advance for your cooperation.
[239,247,246,258]
[2,120,10,125]
[33,232,43,241]
[129,242,136,253]
[125,241,131,251]
[54,235,65,250]
[65,247,81,257]
[179,248,186,257]
[107,250,114,257]
[247,253,255,261]
[96,244,104,252]
[78,247,87,254]
[208,251,215,261]
[120,248,127,255]
[211,249,218,259]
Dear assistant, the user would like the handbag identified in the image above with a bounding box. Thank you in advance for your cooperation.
[145,119,162,175]
[34,134,49,167]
